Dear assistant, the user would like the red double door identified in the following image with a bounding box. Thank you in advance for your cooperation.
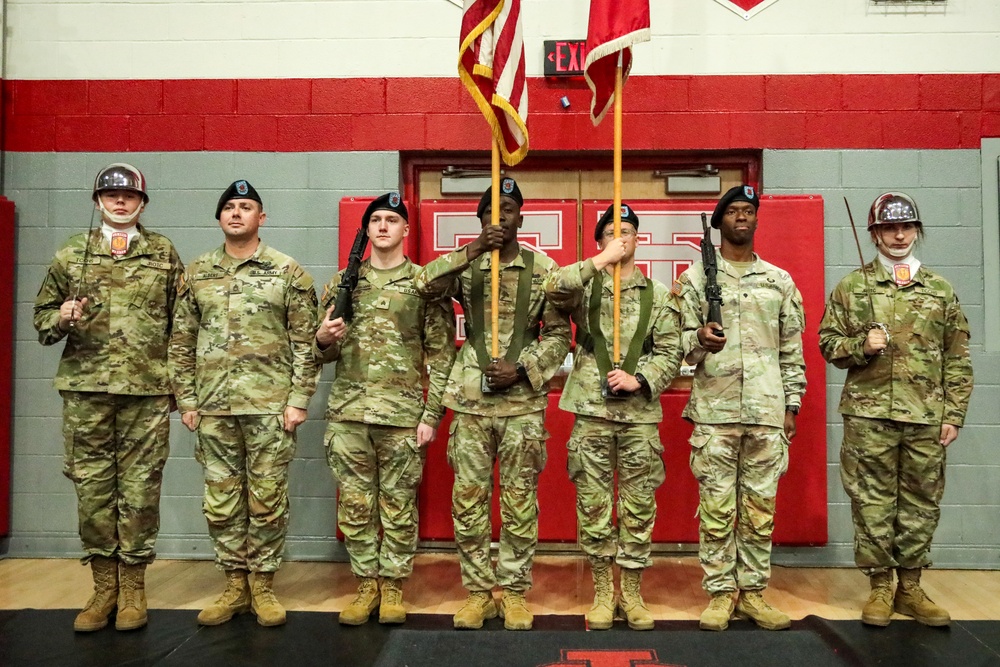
[338,196,828,546]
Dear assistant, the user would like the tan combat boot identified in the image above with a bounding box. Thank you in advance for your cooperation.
[586,560,615,630]
[251,572,286,627]
[499,589,533,631]
[197,570,251,626]
[453,590,498,629]
[735,590,791,630]
[339,577,380,625]
[74,556,119,632]
[115,563,148,631]
[861,570,894,627]
[894,568,950,626]
[379,578,406,625]
[699,592,735,631]
[618,568,654,631]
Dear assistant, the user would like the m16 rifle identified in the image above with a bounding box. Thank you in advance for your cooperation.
[701,212,724,336]
[329,225,369,322]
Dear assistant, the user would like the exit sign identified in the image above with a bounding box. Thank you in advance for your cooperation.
[544,40,588,77]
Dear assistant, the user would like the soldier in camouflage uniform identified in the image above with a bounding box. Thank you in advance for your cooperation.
[414,178,571,631]
[675,186,806,632]
[34,163,183,633]
[169,180,320,628]
[545,204,682,631]
[315,193,455,626]
[819,192,973,628]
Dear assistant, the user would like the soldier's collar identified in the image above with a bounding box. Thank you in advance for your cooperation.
[214,240,268,269]
[870,259,922,285]
[476,247,527,271]
[719,252,761,276]
[361,258,410,288]
[91,222,150,258]
[602,267,648,291]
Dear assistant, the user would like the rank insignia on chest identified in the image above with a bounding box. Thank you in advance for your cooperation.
[375,296,390,310]
[110,232,128,257]
[893,263,911,286]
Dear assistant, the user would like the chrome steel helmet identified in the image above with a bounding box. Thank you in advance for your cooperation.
[867,192,920,230]
[92,163,148,203]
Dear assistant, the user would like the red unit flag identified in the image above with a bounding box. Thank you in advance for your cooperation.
[458,0,529,166]
[583,0,651,125]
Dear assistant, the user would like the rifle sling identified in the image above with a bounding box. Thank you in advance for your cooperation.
[468,248,535,371]
[584,270,653,377]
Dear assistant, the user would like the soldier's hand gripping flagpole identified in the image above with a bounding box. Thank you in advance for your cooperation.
[844,196,890,352]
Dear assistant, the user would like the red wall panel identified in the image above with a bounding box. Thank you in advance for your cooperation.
[405,196,826,546]
[3,74,995,153]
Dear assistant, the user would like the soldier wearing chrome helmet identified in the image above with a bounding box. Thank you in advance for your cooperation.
[819,192,973,628]
[33,163,183,633]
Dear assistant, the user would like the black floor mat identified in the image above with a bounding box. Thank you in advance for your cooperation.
[2,610,999,667]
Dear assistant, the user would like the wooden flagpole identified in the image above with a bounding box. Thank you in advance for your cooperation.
[612,52,623,365]
[491,138,501,360]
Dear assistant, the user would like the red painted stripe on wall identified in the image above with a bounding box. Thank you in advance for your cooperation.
[4,74,999,152]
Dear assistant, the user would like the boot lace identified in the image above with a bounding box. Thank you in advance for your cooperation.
[593,566,613,599]
[382,581,402,607]
[503,591,528,613]
[709,595,732,612]
[350,579,379,607]
[741,591,773,611]
[252,577,280,608]
[217,573,248,607]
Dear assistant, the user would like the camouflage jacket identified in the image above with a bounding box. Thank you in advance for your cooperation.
[546,259,682,423]
[818,260,973,426]
[677,253,806,428]
[34,224,183,395]
[170,242,320,415]
[315,258,456,429]
[414,245,571,418]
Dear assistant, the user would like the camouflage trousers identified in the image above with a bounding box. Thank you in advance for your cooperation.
[566,417,665,570]
[841,415,945,575]
[60,391,170,566]
[326,421,426,580]
[195,414,295,572]
[448,411,548,593]
[689,422,789,594]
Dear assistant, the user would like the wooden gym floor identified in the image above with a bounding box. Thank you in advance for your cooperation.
[3,553,1000,621]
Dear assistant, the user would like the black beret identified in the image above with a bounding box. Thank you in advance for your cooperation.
[594,203,640,241]
[477,177,523,219]
[216,180,263,220]
[362,192,408,225]
[711,185,760,229]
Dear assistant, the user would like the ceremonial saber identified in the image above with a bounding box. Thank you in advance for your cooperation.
[844,196,889,347]
[68,206,98,328]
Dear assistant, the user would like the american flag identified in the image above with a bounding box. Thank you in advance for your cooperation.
[458,0,529,166]
[583,0,651,126]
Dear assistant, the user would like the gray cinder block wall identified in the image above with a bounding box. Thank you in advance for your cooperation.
[4,149,999,568]
[5,151,401,562]
[766,149,999,569]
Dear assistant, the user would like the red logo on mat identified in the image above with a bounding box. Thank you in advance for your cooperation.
[539,649,684,667]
